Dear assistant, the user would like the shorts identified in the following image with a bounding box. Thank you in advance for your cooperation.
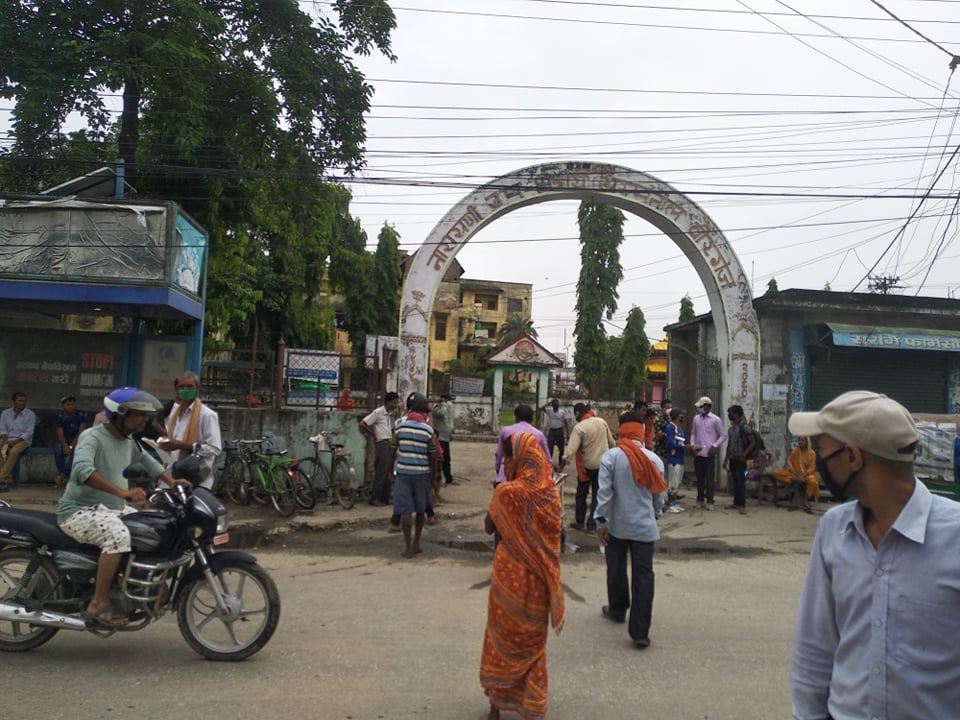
[59,504,136,554]
[393,473,431,515]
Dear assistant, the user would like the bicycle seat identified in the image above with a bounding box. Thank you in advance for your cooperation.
[264,449,288,457]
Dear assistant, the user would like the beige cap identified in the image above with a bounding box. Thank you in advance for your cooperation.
[787,390,918,463]
[694,396,712,407]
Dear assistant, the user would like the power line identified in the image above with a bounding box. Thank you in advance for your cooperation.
[867,0,960,60]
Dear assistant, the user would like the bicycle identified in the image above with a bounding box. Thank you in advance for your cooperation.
[219,438,264,506]
[247,439,304,518]
[296,431,357,509]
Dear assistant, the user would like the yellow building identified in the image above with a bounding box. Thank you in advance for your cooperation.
[428,259,533,374]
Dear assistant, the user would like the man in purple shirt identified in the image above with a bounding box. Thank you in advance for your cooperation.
[494,405,551,484]
[688,396,726,510]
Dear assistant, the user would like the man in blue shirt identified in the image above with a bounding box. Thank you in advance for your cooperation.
[0,391,36,490]
[54,395,88,487]
[594,412,666,649]
[390,393,438,559]
[788,390,960,720]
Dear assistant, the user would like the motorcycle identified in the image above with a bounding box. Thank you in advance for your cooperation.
[0,456,280,661]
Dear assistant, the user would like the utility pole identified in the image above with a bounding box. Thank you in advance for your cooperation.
[866,274,905,295]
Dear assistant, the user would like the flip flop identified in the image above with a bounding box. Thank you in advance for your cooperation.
[82,608,129,628]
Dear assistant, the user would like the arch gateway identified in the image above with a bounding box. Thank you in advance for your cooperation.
[398,162,760,421]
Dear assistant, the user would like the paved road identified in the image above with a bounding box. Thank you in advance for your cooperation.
[4,438,823,719]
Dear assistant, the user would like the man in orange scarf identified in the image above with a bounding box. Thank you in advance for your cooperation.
[158,372,222,489]
[562,402,615,532]
[595,411,667,649]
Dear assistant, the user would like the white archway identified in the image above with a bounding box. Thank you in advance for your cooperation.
[398,162,760,420]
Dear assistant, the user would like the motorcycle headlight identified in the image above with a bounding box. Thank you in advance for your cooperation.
[216,513,228,535]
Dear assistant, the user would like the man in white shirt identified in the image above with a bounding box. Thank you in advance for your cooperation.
[158,372,222,489]
[360,392,401,506]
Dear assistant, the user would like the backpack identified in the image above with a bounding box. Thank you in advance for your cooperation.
[740,424,763,460]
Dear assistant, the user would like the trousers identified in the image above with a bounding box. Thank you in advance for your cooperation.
[605,534,655,642]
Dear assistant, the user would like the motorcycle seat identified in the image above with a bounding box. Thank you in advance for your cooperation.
[0,507,96,551]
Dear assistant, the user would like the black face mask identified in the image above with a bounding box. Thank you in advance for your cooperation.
[816,445,857,500]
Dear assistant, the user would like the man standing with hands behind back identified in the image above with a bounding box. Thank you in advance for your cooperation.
[688,396,725,511]
[158,371,222,489]
[788,390,960,720]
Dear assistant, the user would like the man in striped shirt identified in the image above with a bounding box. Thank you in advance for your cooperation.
[390,392,438,558]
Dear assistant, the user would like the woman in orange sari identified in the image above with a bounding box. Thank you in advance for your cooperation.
[480,431,565,720]
[771,435,819,512]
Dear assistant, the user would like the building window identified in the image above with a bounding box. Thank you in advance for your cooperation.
[475,321,498,339]
[434,313,448,341]
[475,293,499,311]
[507,298,523,313]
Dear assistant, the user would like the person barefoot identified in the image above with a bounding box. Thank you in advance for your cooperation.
[391,393,437,559]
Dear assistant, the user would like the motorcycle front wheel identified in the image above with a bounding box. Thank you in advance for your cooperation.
[177,560,280,661]
[0,548,64,652]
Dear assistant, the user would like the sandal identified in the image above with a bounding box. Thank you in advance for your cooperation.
[82,607,129,628]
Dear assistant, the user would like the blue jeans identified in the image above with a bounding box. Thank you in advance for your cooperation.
[605,534,655,642]
[54,443,75,477]
[729,458,747,508]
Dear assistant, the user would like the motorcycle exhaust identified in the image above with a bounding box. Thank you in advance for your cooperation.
[0,601,88,631]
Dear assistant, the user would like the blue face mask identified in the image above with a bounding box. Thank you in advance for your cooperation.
[697,407,706,415]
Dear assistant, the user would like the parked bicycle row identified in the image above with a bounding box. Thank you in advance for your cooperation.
[214,431,365,517]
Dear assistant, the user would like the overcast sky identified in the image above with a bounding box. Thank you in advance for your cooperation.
[334,0,960,357]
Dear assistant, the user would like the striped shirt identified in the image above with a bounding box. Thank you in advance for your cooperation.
[392,419,436,476]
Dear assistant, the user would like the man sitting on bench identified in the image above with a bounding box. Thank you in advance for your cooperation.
[0,391,36,491]
[770,436,819,513]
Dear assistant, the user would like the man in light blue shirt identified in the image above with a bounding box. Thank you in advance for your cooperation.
[594,412,666,649]
[0,391,36,489]
[789,390,960,720]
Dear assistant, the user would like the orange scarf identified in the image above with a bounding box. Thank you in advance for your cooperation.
[167,398,202,448]
[617,422,668,493]
[574,409,596,483]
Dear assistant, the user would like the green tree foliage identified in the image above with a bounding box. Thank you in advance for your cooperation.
[573,202,624,390]
[0,0,396,347]
[497,314,538,345]
[679,294,696,323]
[372,224,403,336]
[618,306,651,398]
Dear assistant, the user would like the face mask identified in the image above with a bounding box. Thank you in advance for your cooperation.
[816,445,857,499]
[177,388,198,402]
[697,407,706,415]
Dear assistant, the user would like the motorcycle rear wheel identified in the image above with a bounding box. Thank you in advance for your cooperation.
[177,560,280,661]
[0,548,64,652]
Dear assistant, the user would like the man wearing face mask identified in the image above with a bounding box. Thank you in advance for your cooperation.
[158,371,222,489]
[788,390,960,720]
[688,396,726,510]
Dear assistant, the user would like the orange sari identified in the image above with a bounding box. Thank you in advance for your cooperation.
[480,432,565,720]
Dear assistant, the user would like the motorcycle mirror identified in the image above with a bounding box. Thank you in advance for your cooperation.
[123,463,150,480]
[171,455,202,483]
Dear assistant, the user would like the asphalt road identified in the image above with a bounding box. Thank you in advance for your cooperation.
[4,438,823,720]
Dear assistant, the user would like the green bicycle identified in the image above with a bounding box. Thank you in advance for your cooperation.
[249,441,303,518]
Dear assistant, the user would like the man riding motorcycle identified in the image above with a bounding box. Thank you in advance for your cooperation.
[56,387,178,628]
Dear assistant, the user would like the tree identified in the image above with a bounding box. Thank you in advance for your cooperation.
[0,0,397,345]
[766,278,779,294]
[372,224,403,337]
[497,314,538,345]
[679,294,696,323]
[618,306,651,398]
[573,202,624,390]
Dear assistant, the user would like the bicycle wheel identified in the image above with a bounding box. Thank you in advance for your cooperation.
[250,459,272,506]
[289,466,317,510]
[268,465,297,518]
[332,456,356,510]
[224,456,250,506]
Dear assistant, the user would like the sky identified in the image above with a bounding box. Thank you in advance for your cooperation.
[3,1,960,360]
[330,0,960,358]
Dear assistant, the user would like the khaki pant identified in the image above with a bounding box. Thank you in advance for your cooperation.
[0,439,28,484]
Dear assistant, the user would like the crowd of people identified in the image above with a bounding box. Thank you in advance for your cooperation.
[5,381,960,718]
